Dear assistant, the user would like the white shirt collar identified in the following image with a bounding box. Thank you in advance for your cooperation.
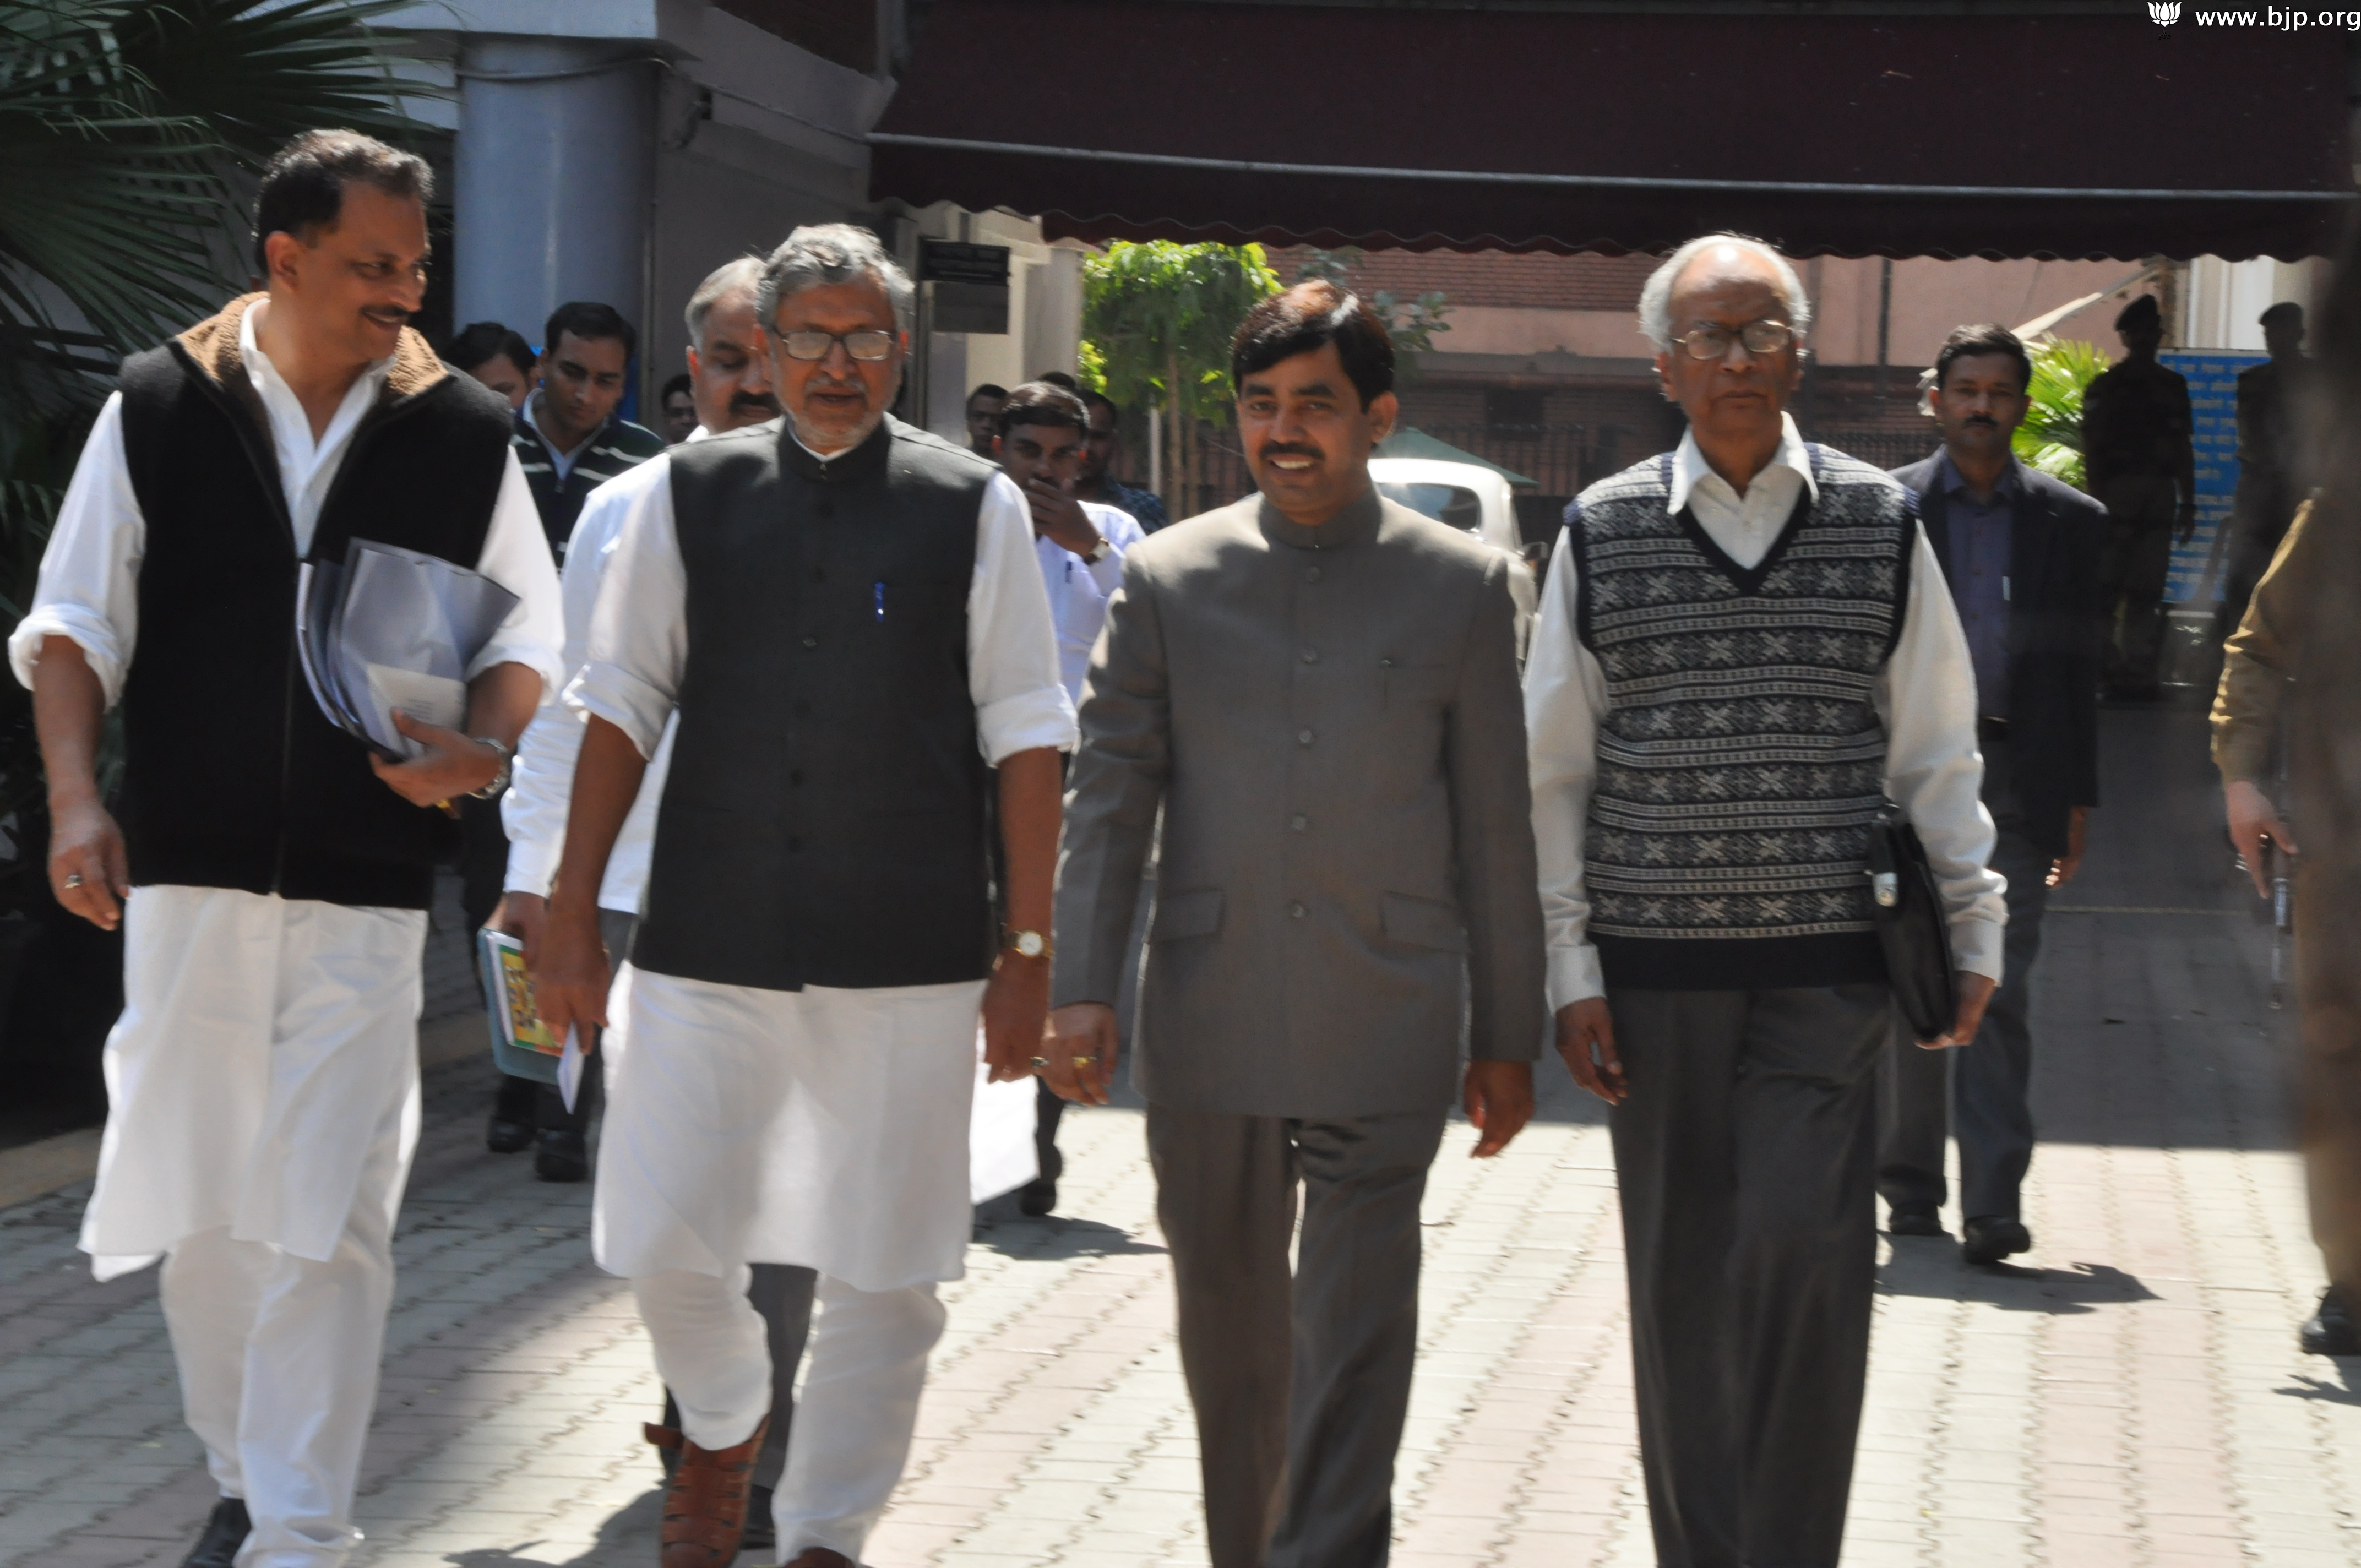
[236,299,395,556]
[1668,410,1818,516]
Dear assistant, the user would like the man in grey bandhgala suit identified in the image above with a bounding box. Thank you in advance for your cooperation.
[1047,282,1548,1568]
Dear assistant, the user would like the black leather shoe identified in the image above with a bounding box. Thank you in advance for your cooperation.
[488,1076,537,1153]
[2301,1287,2361,1355]
[534,1128,589,1183]
[1887,1203,1945,1238]
[742,1482,776,1554]
[1019,1177,1058,1217]
[1961,1215,2032,1266]
[182,1498,249,1568]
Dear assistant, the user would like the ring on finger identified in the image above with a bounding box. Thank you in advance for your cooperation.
[63,873,83,889]
[1029,1055,1049,1071]
[1073,1055,1095,1070]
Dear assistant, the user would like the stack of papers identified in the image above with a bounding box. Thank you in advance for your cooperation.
[297,539,518,759]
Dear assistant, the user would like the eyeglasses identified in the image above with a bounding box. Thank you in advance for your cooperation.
[1675,320,1797,360]
[777,329,896,362]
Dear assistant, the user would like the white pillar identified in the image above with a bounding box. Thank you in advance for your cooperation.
[453,37,654,351]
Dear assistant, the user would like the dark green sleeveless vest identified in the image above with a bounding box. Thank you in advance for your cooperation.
[630,416,1000,992]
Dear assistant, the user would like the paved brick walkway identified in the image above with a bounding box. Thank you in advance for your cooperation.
[5,706,2360,1567]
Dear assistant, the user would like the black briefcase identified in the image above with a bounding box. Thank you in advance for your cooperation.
[1865,799,1958,1044]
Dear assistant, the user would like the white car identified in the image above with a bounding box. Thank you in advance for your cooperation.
[1370,456,1538,655]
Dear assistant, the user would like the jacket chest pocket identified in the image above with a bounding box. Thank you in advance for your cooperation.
[1379,655,1454,711]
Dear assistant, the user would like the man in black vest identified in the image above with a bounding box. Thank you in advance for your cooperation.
[532,225,1070,1568]
[1526,235,2005,1568]
[1881,325,2107,1267]
[12,130,561,1568]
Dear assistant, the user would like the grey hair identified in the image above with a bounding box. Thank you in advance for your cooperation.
[756,223,915,337]
[1638,233,1814,351]
[683,255,765,345]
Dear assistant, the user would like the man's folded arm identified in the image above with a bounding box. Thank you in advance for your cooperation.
[1449,555,1547,1061]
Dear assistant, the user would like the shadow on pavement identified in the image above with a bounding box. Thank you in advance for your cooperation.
[971,1212,1168,1261]
[437,1486,661,1566]
[2278,1363,2361,1406]
[1879,1237,2158,1314]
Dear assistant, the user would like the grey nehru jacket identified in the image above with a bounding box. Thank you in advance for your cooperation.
[1052,488,1548,1120]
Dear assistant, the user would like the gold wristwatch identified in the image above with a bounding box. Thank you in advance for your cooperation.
[1004,927,1053,960]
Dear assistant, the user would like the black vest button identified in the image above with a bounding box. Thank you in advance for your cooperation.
[1290,814,1308,832]
[790,770,804,786]
[1301,649,1318,664]
[1297,728,1314,746]
[802,635,818,649]
[1288,901,1307,919]
[1306,565,1323,583]
[817,500,835,520]
[794,700,811,716]
[812,567,826,582]
[788,836,804,852]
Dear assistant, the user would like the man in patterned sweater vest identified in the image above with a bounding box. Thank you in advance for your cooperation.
[1526,235,2006,1568]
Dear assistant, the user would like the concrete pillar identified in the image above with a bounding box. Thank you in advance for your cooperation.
[453,36,654,352]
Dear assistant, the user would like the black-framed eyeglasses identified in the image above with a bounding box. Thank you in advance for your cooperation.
[777,329,896,362]
[1675,320,1797,361]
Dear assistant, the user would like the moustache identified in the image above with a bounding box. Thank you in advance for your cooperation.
[1963,416,1999,429]
[1258,443,1323,464]
[730,391,781,416]
[360,304,412,326]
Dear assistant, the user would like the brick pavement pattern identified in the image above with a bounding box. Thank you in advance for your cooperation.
[4,707,2360,1567]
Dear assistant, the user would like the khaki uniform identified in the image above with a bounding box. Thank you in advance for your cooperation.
[2211,501,2361,1294]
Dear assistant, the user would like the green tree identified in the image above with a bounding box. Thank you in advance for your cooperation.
[1079,241,1281,516]
[1293,247,1452,360]
[2011,338,2112,493]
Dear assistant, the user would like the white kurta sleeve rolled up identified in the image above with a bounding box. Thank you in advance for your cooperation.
[1526,420,2005,1011]
[502,452,678,910]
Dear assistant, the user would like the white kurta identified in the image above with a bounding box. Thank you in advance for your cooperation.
[1523,413,2007,1010]
[574,444,1073,1288]
[10,301,564,1273]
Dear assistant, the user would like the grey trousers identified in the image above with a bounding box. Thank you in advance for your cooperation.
[1608,984,1890,1568]
[1879,747,2052,1222]
[1147,1101,1447,1568]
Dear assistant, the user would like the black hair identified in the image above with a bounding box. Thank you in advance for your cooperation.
[444,321,535,375]
[544,301,637,361]
[997,380,1089,437]
[1037,371,1081,391]
[1081,389,1119,424]
[1932,323,2032,396]
[661,372,694,404]
[967,383,1008,407]
[252,128,432,275]
[2114,293,2162,333]
[2261,301,2305,330]
[1231,281,1394,408]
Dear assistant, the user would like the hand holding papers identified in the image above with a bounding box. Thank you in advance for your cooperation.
[298,540,519,761]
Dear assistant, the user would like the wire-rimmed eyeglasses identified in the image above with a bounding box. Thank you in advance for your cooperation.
[777,329,896,362]
[1674,320,1797,360]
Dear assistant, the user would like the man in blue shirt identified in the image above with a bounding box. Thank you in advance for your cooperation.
[1884,324,2107,1265]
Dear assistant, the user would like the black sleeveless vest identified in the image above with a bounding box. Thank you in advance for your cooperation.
[630,416,999,992]
[112,298,513,910]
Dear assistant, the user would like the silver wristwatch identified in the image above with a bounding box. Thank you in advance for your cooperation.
[468,737,515,799]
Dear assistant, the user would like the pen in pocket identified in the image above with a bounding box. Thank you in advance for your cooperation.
[874,581,885,622]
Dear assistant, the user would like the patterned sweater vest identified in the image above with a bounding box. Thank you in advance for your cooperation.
[1570,448,1913,991]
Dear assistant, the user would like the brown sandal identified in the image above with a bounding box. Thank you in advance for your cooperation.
[647,1415,769,1568]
